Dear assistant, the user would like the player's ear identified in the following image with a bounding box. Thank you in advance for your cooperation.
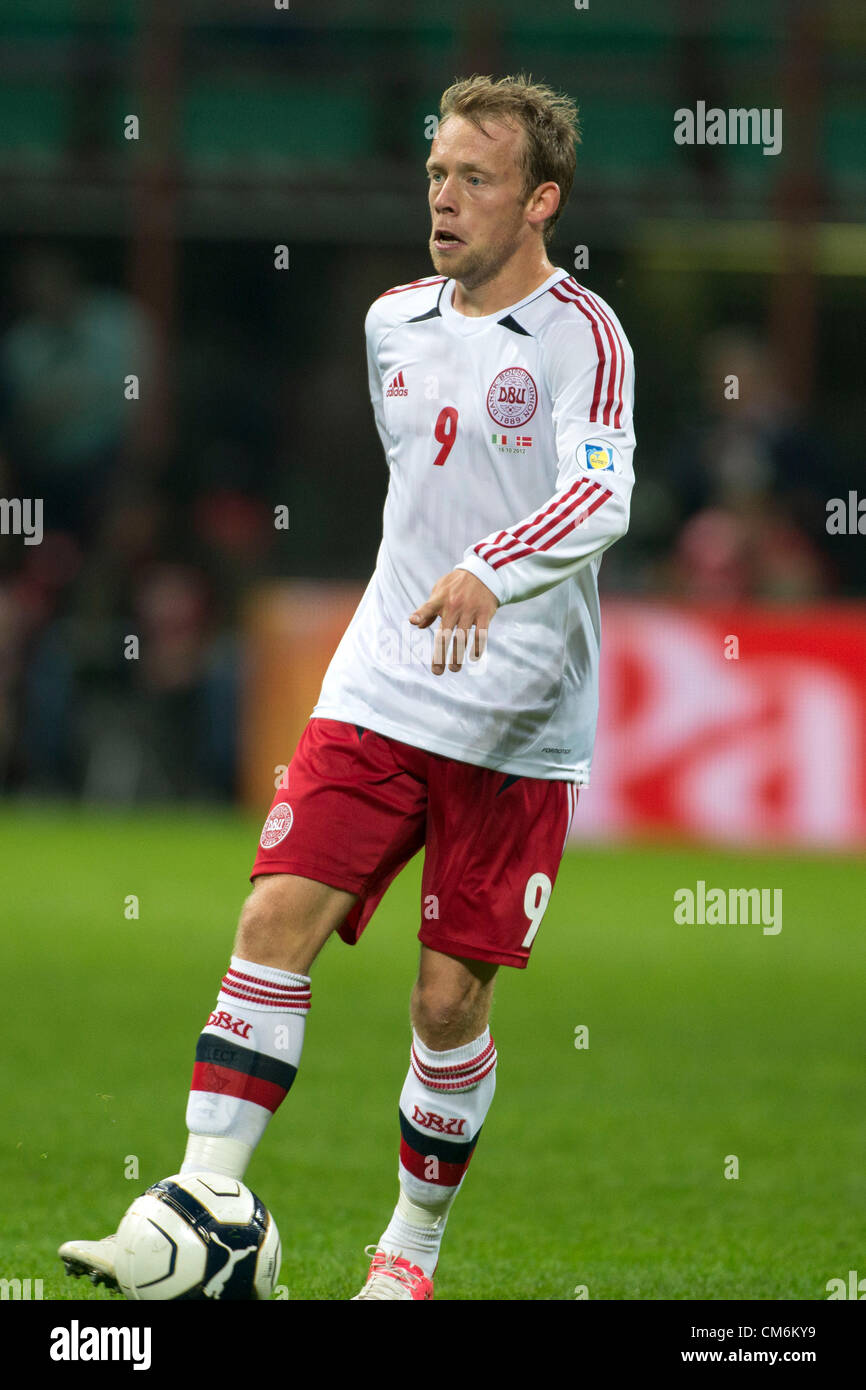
[526,181,560,229]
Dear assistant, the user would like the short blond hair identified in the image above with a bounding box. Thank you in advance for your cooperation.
[438,73,580,245]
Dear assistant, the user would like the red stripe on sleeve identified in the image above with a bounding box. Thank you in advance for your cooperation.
[564,278,627,429]
[478,482,600,568]
[550,284,607,421]
[475,481,594,567]
[490,488,612,571]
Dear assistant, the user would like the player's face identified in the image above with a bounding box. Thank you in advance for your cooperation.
[426,115,535,289]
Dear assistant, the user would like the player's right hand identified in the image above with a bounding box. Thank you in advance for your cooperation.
[409,569,499,675]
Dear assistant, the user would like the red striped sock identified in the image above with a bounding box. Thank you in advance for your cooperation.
[378,1028,497,1276]
[183,956,310,1176]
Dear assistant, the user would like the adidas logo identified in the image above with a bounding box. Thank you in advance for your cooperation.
[386,371,408,397]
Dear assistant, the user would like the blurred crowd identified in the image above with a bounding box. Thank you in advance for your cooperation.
[0,247,856,800]
[614,327,842,600]
[0,247,276,799]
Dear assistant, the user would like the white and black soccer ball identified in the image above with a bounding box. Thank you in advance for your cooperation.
[114,1172,281,1301]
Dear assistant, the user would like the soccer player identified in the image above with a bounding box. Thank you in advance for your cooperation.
[60,73,635,1300]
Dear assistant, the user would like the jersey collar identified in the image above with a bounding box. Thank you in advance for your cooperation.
[438,267,569,336]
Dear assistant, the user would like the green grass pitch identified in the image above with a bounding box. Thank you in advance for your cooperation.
[2,805,864,1301]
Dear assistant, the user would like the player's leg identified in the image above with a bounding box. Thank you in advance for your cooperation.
[60,718,428,1287]
[182,720,428,1183]
[182,872,358,1181]
[355,761,575,1299]
[58,872,354,1288]
[358,947,498,1296]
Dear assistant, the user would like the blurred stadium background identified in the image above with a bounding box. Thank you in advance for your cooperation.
[0,0,863,844]
[2,0,866,1305]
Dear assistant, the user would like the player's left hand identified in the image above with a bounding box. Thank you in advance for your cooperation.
[409,570,499,675]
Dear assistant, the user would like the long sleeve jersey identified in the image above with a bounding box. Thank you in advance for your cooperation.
[312,266,636,783]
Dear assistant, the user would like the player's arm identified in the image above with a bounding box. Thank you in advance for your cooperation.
[365,303,393,460]
[459,315,636,607]
[412,313,636,673]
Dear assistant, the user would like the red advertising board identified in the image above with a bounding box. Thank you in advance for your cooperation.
[575,603,866,848]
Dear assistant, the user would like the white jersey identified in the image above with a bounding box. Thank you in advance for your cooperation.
[313,266,636,783]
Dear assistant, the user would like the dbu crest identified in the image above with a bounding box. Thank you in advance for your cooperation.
[487,367,538,428]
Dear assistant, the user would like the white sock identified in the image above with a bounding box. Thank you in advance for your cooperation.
[378,1028,497,1277]
[182,956,311,1179]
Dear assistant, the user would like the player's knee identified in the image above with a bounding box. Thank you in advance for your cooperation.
[234,875,328,969]
[412,978,487,1048]
[234,872,359,973]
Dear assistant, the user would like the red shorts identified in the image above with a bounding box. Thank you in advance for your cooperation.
[250,718,577,969]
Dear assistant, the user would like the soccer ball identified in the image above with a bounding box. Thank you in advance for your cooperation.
[114,1171,281,1301]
